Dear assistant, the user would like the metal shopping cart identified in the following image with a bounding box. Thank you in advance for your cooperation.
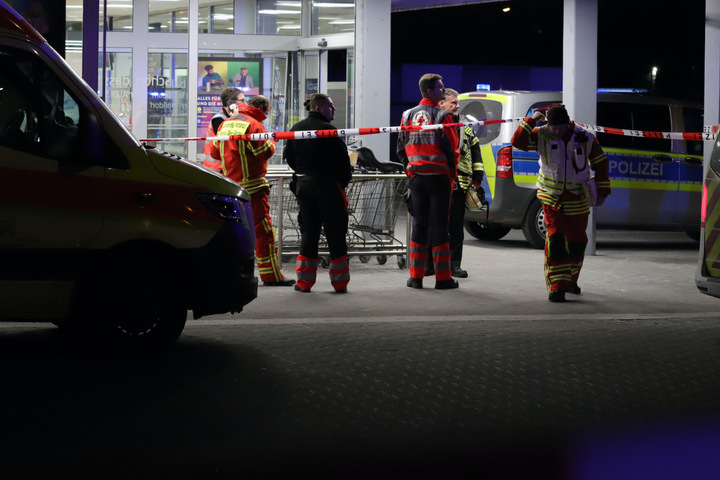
[268,172,408,269]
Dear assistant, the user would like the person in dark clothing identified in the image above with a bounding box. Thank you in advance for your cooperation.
[283,93,352,293]
[397,73,460,290]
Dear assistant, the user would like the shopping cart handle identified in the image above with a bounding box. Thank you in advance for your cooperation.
[353,146,404,173]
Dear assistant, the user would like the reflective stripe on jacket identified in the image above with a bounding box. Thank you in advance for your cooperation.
[217,104,276,193]
[398,99,458,178]
[203,109,227,171]
[536,124,594,196]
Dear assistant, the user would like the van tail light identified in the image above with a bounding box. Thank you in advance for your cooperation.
[496,146,513,178]
[701,183,708,228]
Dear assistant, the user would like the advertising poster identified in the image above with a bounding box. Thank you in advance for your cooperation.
[196,57,262,152]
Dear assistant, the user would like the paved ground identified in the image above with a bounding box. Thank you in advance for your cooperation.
[2,218,720,479]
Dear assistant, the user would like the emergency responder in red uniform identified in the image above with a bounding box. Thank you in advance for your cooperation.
[283,93,352,293]
[203,87,245,171]
[425,88,485,279]
[512,104,611,302]
[397,73,460,290]
[217,95,295,287]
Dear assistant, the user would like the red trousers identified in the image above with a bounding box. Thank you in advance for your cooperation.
[542,201,588,293]
[251,188,284,283]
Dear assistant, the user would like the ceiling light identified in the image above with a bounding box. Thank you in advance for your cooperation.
[314,3,355,7]
[259,9,301,14]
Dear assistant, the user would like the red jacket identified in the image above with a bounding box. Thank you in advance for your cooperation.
[202,109,228,171]
[217,104,276,193]
[397,98,459,179]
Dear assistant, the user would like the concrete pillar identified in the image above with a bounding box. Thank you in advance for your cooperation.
[706,0,720,173]
[563,0,598,254]
[354,0,391,158]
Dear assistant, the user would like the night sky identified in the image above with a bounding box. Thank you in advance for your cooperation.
[391,0,706,102]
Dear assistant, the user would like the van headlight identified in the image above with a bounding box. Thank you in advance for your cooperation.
[196,192,251,222]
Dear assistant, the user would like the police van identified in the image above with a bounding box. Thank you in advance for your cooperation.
[696,134,720,298]
[459,90,704,248]
[0,3,258,347]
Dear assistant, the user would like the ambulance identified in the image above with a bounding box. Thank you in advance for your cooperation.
[0,3,257,347]
[696,134,720,298]
[459,90,704,248]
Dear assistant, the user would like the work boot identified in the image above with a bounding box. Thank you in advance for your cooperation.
[407,277,423,289]
[451,267,468,278]
[548,290,566,303]
[435,278,459,290]
[263,278,296,287]
[294,284,311,293]
[568,283,581,295]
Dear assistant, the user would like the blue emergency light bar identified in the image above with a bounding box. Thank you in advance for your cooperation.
[476,84,491,92]
[597,88,648,94]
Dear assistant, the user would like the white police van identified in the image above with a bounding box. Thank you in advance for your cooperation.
[0,3,258,347]
[460,90,704,248]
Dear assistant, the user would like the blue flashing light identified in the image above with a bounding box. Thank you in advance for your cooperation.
[476,83,491,92]
[597,88,648,94]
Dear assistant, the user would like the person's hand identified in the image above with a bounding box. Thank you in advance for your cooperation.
[595,194,607,206]
[470,180,481,190]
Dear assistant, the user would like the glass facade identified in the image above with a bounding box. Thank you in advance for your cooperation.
[102,52,133,129]
[311,0,354,35]
[62,0,357,165]
[199,2,234,33]
[148,52,189,157]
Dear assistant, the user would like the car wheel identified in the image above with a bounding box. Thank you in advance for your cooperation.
[73,252,187,349]
[463,221,511,241]
[522,200,546,249]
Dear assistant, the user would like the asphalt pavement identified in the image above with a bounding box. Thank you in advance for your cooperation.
[2,214,720,480]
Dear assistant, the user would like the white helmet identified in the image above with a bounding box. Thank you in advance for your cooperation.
[465,188,485,211]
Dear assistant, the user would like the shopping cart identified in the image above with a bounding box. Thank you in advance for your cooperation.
[267,172,408,269]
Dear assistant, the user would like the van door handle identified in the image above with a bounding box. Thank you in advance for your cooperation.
[133,192,156,205]
[681,156,704,166]
[652,154,673,163]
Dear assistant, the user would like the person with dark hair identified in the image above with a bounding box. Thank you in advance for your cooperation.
[283,93,352,293]
[202,87,245,171]
[202,64,224,88]
[397,73,460,290]
[425,87,485,279]
[217,95,295,287]
[512,104,611,303]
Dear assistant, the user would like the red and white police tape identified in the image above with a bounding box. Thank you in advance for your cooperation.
[139,118,720,143]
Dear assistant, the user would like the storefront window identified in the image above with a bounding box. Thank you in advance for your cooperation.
[311,0,354,36]
[256,0,301,35]
[199,2,234,33]
[106,0,133,32]
[102,52,133,130]
[147,53,189,157]
[149,0,189,33]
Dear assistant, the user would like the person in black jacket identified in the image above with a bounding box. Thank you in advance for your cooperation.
[283,93,352,293]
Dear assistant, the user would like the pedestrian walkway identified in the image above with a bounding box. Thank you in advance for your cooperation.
[236,213,720,322]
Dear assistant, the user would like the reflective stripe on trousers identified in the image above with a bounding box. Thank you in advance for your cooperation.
[296,254,318,291]
[432,242,452,281]
[329,255,350,291]
[408,240,428,279]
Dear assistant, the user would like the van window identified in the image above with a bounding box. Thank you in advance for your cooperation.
[596,102,671,153]
[0,47,83,160]
[683,106,703,156]
[460,99,503,145]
